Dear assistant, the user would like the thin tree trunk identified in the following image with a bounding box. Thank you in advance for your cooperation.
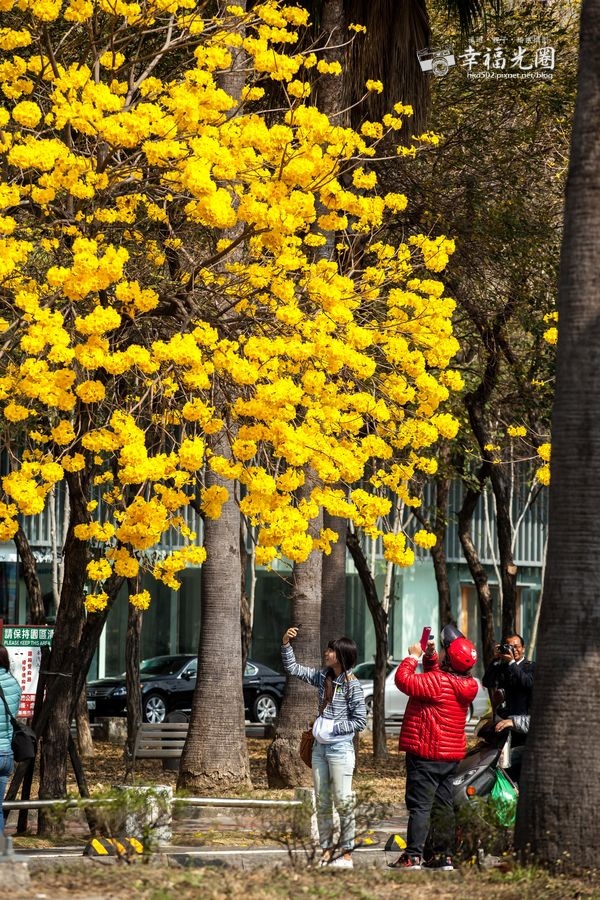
[124,586,143,782]
[13,526,45,624]
[457,465,496,666]
[489,465,518,635]
[429,461,453,627]
[240,517,252,672]
[346,529,388,761]
[516,1,600,869]
[75,688,94,758]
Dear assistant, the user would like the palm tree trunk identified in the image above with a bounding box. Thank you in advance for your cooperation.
[267,468,323,787]
[515,1,600,869]
[320,511,347,641]
[178,430,251,792]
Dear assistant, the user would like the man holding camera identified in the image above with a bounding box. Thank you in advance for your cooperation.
[482,634,535,743]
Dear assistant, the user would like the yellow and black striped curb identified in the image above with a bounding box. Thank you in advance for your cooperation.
[83,836,144,857]
[384,833,407,853]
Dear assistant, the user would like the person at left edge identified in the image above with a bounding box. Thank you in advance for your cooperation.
[281,626,367,869]
[0,644,22,834]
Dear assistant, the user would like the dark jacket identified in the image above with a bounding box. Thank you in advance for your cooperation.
[395,653,478,761]
[482,657,535,717]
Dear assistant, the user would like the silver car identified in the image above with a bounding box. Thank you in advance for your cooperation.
[355,660,490,723]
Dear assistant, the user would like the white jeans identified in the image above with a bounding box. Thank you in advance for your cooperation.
[312,739,355,851]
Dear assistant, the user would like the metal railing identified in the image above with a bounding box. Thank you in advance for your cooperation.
[3,796,302,811]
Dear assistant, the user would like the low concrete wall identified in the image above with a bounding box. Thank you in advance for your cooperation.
[93,717,128,744]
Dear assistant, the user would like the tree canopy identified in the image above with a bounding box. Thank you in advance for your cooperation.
[0,0,464,612]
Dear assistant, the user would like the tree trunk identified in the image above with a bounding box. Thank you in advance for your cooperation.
[457,466,496,667]
[320,511,347,642]
[240,518,252,672]
[343,0,430,135]
[315,0,348,126]
[489,464,518,636]
[74,688,94,758]
[38,472,90,827]
[124,589,143,782]
[516,2,600,869]
[346,529,388,761]
[430,465,453,628]
[267,469,323,788]
[13,526,45,624]
[178,431,251,792]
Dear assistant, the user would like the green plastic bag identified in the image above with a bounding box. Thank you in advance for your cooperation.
[490,768,518,827]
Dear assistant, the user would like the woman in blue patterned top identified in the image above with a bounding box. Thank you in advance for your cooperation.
[0,645,21,834]
[281,626,366,869]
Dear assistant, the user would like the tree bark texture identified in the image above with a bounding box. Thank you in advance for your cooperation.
[320,511,347,642]
[343,0,430,134]
[13,526,45,624]
[430,467,453,628]
[516,2,600,870]
[124,593,142,782]
[346,529,388,761]
[38,471,90,819]
[74,687,94,759]
[178,432,251,792]
[465,388,518,636]
[267,469,323,788]
[457,466,496,667]
[240,519,252,672]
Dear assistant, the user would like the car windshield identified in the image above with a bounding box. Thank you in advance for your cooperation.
[139,656,192,676]
[354,662,398,679]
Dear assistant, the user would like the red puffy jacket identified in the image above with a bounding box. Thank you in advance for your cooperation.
[396,654,478,761]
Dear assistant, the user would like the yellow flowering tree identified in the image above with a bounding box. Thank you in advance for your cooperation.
[0,0,464,799]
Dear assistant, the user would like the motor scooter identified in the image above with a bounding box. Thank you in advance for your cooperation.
[451,716,507,806]
[449,715,520,861]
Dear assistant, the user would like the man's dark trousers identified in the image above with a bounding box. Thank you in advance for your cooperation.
[404,753,458,859]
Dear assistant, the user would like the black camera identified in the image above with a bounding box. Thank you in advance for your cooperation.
[500,642,513,655]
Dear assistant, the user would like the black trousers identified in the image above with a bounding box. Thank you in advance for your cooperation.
[404,753,458,859]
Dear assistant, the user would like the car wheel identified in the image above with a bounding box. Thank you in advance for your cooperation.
[252,693,278,724]
[143,692,168,724]
[467,703,474,724]
[365,696,374,717]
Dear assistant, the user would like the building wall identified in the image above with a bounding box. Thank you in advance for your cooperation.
[1,477,545,677]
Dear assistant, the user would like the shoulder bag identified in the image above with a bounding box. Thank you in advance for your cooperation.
[299,687,328,768]
[0,682,37,762]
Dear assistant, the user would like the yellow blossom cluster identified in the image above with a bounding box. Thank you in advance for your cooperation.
[0,0,464,600]
[535,443,551,486]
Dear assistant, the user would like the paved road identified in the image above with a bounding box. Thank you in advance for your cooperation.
[10,843,405,869]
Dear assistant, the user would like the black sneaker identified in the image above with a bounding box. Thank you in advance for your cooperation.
[388,851,422,870]
[423,855,454,871]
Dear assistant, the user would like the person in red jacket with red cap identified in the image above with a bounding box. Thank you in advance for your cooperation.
[389,625,478,872]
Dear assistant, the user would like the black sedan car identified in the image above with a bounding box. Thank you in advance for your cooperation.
[86,655,285,725]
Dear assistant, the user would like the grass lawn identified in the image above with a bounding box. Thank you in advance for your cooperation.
[21,859,600,899]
